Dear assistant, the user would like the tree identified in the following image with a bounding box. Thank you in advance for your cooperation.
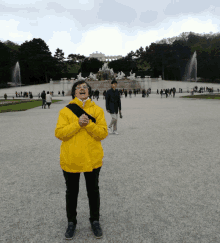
[54,48,68,74]
[0,41,11,87]
[54,48,65,62]
[80,57,103,73]
[18,38,55,84]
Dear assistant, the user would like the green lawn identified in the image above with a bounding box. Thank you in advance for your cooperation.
[0,99,63,113]
[180,94,220,99]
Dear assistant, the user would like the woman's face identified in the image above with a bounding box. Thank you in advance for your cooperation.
[75,83,89,101]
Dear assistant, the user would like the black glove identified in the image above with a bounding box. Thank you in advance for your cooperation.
[119,111,123,119]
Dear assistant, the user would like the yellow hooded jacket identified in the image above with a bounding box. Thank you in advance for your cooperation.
[55,97,108,173]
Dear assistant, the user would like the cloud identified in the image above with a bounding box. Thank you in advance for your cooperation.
[96,0,137,25]
[0,19,33,42]
[75,26,124,56]
[164,1,213,15]
[47,31,78,58]
[139,10,158,23]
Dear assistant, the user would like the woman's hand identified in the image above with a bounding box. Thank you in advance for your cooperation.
[79,114,89,127]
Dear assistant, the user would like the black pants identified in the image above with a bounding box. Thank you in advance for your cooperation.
[62,167,101,225]
[42,99,46,108]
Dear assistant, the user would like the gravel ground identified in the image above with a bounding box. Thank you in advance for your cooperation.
[1,92,220,243]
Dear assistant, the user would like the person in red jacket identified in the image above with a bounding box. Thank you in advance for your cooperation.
[55,80,108,240]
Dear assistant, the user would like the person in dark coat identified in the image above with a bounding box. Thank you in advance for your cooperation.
[92,90,95,99]
[129,90,132,98]
[146,89,149,97]
[165,89,168,98]
[124,90,127,98]
[173,88,176,98]
[41,90,46,109]
[119,89,123,98]
[95,89,99,101]
[105,79,122,135]
[103,90,106,99]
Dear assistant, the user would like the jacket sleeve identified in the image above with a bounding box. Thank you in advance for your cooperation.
[105,90,110,111]
[118,91,121,111]
[85,108,108,141]
[55,109,81,141]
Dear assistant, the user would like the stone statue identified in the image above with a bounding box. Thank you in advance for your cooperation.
[116,71,125,80]
[127,70,135,80]
[88,72,97,80]
[77,72,86,81]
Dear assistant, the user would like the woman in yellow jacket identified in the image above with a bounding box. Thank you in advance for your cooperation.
[55,80,108,240]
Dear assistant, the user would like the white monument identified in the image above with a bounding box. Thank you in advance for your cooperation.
[89,51,123,62]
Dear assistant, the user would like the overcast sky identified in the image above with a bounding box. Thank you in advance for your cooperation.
[1,0,219,59]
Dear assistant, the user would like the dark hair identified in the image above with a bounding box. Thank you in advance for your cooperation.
[71,80,92,99]
[47,91,49,94]
[111,78,117,84]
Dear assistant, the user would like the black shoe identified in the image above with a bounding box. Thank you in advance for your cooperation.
[90,220,103,239]
[65,222,76,240]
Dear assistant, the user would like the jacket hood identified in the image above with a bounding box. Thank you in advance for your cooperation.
[68,97,96,109]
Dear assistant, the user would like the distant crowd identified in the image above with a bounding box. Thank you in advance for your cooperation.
[2,85,219,100]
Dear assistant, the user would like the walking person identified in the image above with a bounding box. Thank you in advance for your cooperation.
[105,78,122,135]
[124,89,127,98]
[55,80,108,240]
[129,90,132,98]
[46,91,52,109]
[165,89,168,98]
[103,90,106,100]
[95,89,99,101]
[173,88,176,98]
[41,90,46,109]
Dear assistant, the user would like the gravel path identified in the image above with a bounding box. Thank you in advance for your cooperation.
[1,93,220,243]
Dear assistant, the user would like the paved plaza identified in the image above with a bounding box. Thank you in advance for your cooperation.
[1,84,220,242]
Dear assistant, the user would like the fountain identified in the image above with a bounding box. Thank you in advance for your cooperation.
[88,72,97,80]
[97,63,114,80]
[12,61,21,87]
[182,51,197,91]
